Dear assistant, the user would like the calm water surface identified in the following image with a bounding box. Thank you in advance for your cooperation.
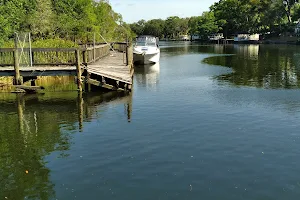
[2,42,300,199]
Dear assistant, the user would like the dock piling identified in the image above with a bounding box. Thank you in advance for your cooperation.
[13,49,22,85]
[75,49,82,92]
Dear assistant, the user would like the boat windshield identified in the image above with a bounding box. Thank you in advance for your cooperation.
[135,42,156,47]
[135,36,157,47]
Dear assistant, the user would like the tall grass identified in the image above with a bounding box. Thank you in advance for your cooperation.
[2,38,78,48]
[0,76,77,93]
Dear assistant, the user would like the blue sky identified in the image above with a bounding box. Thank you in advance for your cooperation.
[110,0,218,23]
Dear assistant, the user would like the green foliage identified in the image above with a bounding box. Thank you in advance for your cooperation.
[130,20,146,36]
[129,17,189,39]
[211,0,300,36]
[129,0,300,41]
[196,12,220,39]
[164,16,183,38]
[32,39,77,48]
[0,0,36,46]
[143,19,165,38]
[0,0,131,46]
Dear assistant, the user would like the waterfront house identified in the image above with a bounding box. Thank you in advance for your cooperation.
[209,33,224,41]
[180,35,190,41]
[295,21,300,36]
[191,34,200,41]
[234,33,260,42]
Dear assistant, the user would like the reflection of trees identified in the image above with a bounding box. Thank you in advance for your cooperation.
[0,92,132,199]
[203,45,300,89]
[162,44,229,56]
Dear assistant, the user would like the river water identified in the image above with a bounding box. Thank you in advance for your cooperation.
[1,42,300,200]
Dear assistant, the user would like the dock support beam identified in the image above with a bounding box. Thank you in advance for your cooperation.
[13,49,22,85]
[83,48,91,92]
[76,49,82,92]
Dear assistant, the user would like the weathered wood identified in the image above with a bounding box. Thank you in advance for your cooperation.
[75,49,82,92]
[83,50,87,65]
[0,48,15,52]
[0,43,133,92]
[87,78,124,91]
[13,49,22,85]
[85,72,91,92]
[15,85,45,90]
[127,45,133,66]
[14,85,45,94]
[93,33,96,62]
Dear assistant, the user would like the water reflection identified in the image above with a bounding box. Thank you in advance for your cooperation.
[203,45,300,89]
[0,76,77,93]
[0,92,132,199]
[161,44,233,57]
[134,63,160,90]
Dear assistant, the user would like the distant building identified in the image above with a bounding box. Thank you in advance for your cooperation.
[295,21,300,36]
[191,34,200,41]
[234,33,260,42]
[209,33,224,41]
[180,35,190,41]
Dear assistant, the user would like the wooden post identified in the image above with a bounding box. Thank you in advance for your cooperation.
[93,33,96,62]
[126,43,129,66]
[83,49,87,66]
[75,49,82,92]
[83,47,91,92]
[29,33,33,67]
[13,49,22,85]
[14,34,22,85]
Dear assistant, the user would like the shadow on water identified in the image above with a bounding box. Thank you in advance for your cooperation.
[134,63,160,90]
[202,44,300,89]
[0,91,132,200]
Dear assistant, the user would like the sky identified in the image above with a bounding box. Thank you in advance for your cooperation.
[110,0,219,23]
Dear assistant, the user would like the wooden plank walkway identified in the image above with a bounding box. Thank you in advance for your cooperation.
[87,51,132,84]
[0,43,133,92]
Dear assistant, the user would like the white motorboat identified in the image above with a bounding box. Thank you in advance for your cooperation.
[133,35,160,65]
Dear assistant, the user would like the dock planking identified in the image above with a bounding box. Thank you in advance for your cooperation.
[88,51,132,84]
[0,43,133,92]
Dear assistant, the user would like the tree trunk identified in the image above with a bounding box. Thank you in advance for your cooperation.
[285,1,292,23]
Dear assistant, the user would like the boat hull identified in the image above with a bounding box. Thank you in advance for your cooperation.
[133,52,160,65]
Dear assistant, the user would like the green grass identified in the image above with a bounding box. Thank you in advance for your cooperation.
[2,38,78,48]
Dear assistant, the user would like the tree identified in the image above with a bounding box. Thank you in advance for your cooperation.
[164,16,181,38]
[130,20,146,36]
[0,0,36,45]
[188,16,200,36]
[283,0,299,23]
[143,19,165,37]
[197,12,220,39]
[29,0,54,38]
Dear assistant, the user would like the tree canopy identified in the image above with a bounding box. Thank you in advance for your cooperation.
[129,0,300,40]
[0,0,132,46]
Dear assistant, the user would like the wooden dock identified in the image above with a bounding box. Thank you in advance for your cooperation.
[0,42,134,92]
